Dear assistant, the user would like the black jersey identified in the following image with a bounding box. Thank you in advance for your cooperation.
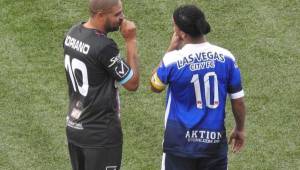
[63,22,133,148]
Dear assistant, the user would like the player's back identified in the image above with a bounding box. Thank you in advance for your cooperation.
[63,22,122,148]
[156,42,243,157]
[164,42,236,127]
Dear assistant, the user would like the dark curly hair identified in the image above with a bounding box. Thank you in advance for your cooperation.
[173,5,211,37]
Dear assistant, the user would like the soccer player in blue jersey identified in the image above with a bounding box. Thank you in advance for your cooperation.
[150,5,246,170]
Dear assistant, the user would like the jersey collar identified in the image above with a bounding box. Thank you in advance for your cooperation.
[80,22,107,37]
[182,42,210,50]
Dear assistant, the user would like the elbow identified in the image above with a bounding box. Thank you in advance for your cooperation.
[127,83,139,91]
[124,81,139,91]
[122,75,139,91]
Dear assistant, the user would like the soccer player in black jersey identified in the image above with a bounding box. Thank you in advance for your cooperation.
[63,0,139,169]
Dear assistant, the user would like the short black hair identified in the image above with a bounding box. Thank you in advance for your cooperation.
[173,5,211,37]
[88,0,119,16]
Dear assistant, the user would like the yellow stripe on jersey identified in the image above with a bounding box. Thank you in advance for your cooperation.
[151,72,166,91]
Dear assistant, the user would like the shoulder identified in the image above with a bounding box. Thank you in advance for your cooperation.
[96,35,118,49]
[98,37,119,54]
[65,22,83,36]
[162,50,182,67]
[94,37,120,63]
[210,43,236,62]
[87,35,119,56]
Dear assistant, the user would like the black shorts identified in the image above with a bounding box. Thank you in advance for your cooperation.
[162,153,227,170]
[68,142,122,170]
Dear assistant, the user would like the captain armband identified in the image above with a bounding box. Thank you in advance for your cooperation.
[150,72,166,91]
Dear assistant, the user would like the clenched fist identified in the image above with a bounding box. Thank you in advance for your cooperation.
[120,19,137,41]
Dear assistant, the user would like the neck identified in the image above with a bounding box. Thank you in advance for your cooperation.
[184,36,207,44]
[83,18,106,33]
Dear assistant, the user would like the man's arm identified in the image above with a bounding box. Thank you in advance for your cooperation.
[229,97,246,153]
[150,32,183,93]
[120,19,139,91]
[150,66,165,93]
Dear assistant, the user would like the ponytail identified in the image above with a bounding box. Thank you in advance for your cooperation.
[195,19,211,35]
[173,5,211,37]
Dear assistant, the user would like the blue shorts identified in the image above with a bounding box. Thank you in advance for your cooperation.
[161,153,227,170]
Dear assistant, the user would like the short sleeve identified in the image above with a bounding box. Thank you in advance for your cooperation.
[227,57,244,99]
[152,51,178,90]
[156,61,171,85]
[150,61,168,91]
[99,42,133,84]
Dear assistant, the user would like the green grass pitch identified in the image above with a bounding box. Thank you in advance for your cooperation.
[0,0,299,169]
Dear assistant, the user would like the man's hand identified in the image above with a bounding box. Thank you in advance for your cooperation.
[229,127,245,153]
[119,19,139,91]
[120,19,136,41]
[167,32,184,52]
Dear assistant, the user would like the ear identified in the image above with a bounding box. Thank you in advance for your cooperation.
[178,30,186,40]
[95,11,106,20]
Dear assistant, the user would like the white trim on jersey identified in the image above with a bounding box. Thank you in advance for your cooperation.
[164,92,172,128]
[230,90,245,99]
[161,153,166,170]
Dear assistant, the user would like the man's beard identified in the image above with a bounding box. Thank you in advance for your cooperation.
[105,25,119,33]
[104,20,121,33]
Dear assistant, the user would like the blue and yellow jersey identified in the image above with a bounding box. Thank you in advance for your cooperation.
[151,42,244,158]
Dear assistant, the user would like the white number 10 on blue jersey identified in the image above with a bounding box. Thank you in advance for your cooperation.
[191,72,219,109]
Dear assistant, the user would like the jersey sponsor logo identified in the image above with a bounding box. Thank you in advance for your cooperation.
[70,101,83,120]
[108,54,121,68]
[185,130,222,144]
[189,60,215,71]
[115,61,129,78]
[64,35,90,55]
[177,52,225,69]
[70,107,82,120]
[108,54,129,78]
[66,116,83,130]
